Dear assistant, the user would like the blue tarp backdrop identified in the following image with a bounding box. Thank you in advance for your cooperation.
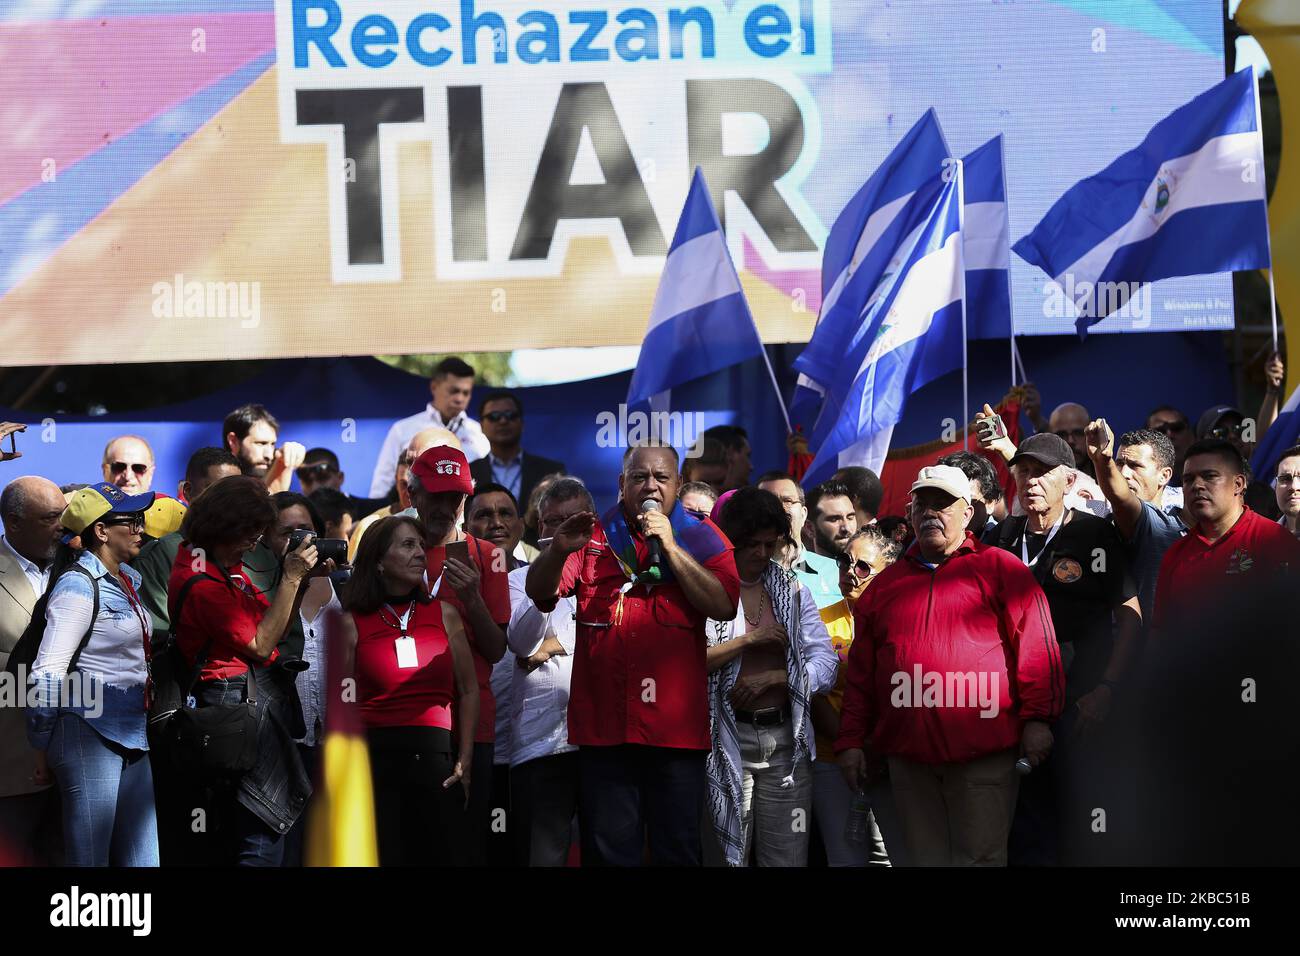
[3,331,1234,514]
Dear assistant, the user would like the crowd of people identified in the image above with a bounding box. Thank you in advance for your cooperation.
[0,352,1297,868]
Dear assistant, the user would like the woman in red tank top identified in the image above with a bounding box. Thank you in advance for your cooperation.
[339,515,479,866]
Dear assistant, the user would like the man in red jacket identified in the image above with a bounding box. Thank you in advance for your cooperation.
[835,465,1064,866]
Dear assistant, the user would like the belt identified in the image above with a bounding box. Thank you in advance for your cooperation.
[733,706,790,727]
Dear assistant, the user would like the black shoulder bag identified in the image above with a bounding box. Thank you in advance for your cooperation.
[153,571,261,776]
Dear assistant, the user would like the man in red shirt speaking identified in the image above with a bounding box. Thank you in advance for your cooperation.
[1153,438,1300,637]
[526,444,739,866]
[834,465,1065,866]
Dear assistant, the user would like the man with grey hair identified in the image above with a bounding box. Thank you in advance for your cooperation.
[506,476,591,865]
[101,435,155,494]
[0,476,66,863]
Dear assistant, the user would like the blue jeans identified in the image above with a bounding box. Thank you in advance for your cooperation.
[46,713,158,867]
[578,744,706,866]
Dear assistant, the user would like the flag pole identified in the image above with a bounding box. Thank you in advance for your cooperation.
[1001,134,1018,389]
[758,341,793,433]
[957,158,970,450]
[1250,64,1280,352]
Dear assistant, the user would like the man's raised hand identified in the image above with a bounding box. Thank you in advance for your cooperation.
[1085,418,1114,461]
[552,511,597,555]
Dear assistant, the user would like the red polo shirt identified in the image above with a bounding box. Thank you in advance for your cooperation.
[1153,507,1300,633]
[426,533,510,743]
[545,517,739,751]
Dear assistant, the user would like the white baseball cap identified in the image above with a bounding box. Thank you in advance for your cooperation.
[910,465,971,502]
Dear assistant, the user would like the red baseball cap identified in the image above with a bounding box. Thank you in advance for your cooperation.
[410,445,474,496]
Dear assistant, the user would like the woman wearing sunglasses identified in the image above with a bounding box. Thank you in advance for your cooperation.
[811,526,905,867]
[26,482,159,866]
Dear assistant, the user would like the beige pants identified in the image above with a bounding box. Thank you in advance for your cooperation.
[887,748,1020,866]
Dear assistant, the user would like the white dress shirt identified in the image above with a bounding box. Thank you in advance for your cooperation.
[505,565,577,767]
[369,403,491,497]
[1,534,50,599]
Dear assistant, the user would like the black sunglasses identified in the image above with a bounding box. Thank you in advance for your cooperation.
[110,461,149,476]
[101,514,145,532]
[484,410,521,423]
[296,462,336,479]
[1210,423,1247,440]
[1150,420,1187,435]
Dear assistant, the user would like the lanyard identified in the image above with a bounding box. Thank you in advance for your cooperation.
[1019,511,1066,568]
[118,573,153,707]
[379,601,417,636]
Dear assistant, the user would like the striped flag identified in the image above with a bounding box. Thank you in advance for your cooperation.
[626,168,765,409]
[792,109,950,429]
[1014,67,1270,337]
[803,173,966,486]
[962,135,1012,340]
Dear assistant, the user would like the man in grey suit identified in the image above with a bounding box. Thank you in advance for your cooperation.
[470,391,565,517]
[0,476,66,864]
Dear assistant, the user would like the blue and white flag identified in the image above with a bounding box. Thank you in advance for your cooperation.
[962,135,1012,340]
[1251,383,1300,487]
[627,168,765,408]
[803,174,966,487]
[1014,67,1269,337]
[790,109,949,426]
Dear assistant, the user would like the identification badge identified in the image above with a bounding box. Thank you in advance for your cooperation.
[395,636,419,669]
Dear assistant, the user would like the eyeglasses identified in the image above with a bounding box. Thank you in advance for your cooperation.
[101,515,145,533]
[110,462,150,476]
[484,410,521,424]
[836,555,877,580]
[1150,420,1187,435]
[295,462,336,479]
[1210,423,1247,440]
[1054,428,1086,441]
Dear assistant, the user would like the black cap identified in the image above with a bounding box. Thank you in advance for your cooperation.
[1195,405,1243,440]
[1009,433,1075,471]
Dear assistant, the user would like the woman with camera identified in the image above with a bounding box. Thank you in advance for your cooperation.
[26,482,159,866]
[166,476,329,866]
[338,514,478,866]
[266,491,342,865]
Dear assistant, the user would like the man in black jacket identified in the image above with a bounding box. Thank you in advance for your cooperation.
[469,391,564,511]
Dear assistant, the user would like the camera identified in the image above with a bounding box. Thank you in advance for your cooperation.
[286,528,349,567]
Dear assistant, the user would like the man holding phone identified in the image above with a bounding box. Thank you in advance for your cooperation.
[407,445,510,866]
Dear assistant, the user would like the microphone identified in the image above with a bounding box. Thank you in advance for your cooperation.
[641,498,663,566]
